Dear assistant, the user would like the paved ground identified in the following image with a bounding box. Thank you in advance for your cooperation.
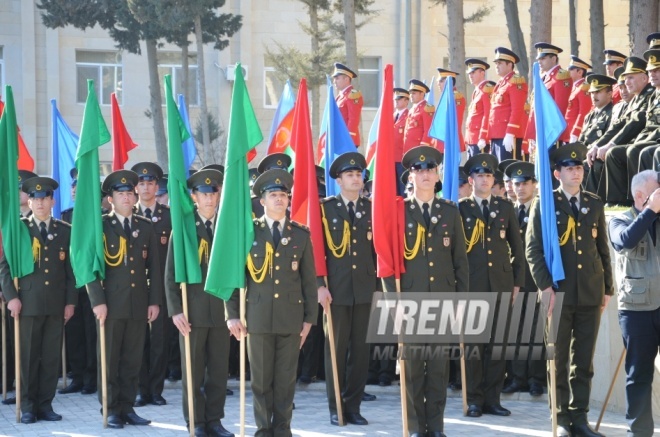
[0,378,651,436]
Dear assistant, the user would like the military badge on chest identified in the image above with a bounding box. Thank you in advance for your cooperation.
[291,261,299,271]
[59,250,66,261]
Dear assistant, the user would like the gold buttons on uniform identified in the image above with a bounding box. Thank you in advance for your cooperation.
[577,264,582,269]
[430,277,434,281]
[275,253,280,257]
[488,250,492,254]
[44,258,48,262]
[131,270,135,274]
[578,250,582,255]
[274,293,279,298]
[44,269,49,273]
[353,252,357,256]
[275,266,280,270]
[353,239,357,244]
[487,237,491,241]
[488,262,493,267]
[352,265,357,269]
[45,281,49,285]
[428,247,433,252]
[275,279,280,284]
[429,262,434,267]
[130,257,134,261]
[577,236,582,240]
[131,283,136,287]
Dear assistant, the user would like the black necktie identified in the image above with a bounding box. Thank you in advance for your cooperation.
[144,208,152,220]
[272,220,281,249]
[205,220,213,241]
[394,112,400,122]
[347,201,356,223]
[518,204,526,226]
[422,203,431,228]
[482,199,490,221]
[570,196,579,218]
[40,222,48,241]
[123,217,131,241]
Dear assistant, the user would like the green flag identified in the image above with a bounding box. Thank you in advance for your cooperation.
[205,63,263,300]
[0,86,33,279]
[70,80,110,287]
[165,75,202,284]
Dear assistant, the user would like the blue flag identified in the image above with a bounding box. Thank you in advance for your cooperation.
[533,62,567,286]
[177,94,197,172]
[425,76,437,106]
[321,78,356,196]
[268,79,295,144]
[429,76,460,203]
[50,99,79,218]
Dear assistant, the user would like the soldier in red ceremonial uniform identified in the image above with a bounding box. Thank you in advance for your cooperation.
[464,58,495,158]
[393,87,410,195]
[603,49,626,105]
[435,68,466,155]
[566,55,594,143]
[332,63,363,147]
[403,79,434,155]
[526,43,573,149]
[488,47,528,162]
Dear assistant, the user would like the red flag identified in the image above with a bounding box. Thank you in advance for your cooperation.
[290,78,327,277]
[111,92,137,170]
[372,65,405,278]
[0,98,35,171]
[247,148,257,163]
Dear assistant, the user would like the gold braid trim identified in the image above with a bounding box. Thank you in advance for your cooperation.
[247,242,274,284]
[198,239,209,264]
[320,203,350,258]
[32,237,41,267]
[404,223,426,260]
[464,219,485,253]
[559,216,576,246]
[103,235,127,267]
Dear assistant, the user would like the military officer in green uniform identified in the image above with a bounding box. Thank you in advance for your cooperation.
[86,170,163,429]
[526,143,613,437]
[18,170,38,218]
[131,162,173,408]
[500,162,545,397]
[0,177,77,423]
[382,146,469,437]
[316,152,377,426]
[165,169,233,437]
[459,153,525,418]
[251,153,291,218]
[60,167,98,396]
[226,169,318,437]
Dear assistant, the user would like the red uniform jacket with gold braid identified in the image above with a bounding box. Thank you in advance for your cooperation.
[525,65,573,143]
[393,108,409,162]
[465,80,495,145]
[336,85,363,147]
[435,89,467,153]
[403,99,435,155]
[611,83,622,105]
[487,71,528,140]
[565,78,594,139]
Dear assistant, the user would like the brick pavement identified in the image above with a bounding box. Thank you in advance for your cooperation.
[0,378,652,436]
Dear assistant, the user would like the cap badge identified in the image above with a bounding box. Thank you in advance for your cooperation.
[570,151,577,158]
[275,178,281,184]
[651,55,657,64]
[517,169,522,175]
[350,159,355,164]
[593,79,599,86]
[142,169,148,174]
[419,155,426,162]
[276,159,282,165]
[120,177,127,183]
[205,178,211,185]
[36,184,42,190]
[482,161,487,167]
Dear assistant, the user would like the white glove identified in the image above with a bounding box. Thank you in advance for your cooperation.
[569,134,578,143]
[477,139,487,150]
[503,134,515,152]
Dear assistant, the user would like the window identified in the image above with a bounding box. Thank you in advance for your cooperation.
[358,57,381,108]
[76,51,122,105]
[263,67,286,109]
[157,52,199,106]
[0,47,4,94]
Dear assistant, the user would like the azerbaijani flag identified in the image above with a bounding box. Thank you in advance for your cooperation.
[365,105,381,175]
[267,80,296,166]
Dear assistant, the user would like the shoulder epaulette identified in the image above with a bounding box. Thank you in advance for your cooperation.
[61,207,73,214]
[459,197,471,205]
[482,81,496,93]
[348,89,362,100]
[361,196,372,203]
[20,217,29,224]
[454,90,464,101]
[54,219,72,229]
[583,190,602,201]
[322,196,336,204]
[290,221,310,232]
[580,82,590,93]
[438,198,456,207]
[556,69,571,81]
[135,215,152,223]
[509,74,526,85]
[424,104,435,113]
[158,204,170,210]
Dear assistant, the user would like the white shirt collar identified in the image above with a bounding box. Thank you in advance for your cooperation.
[113,211,132,225]
[265,215,286,231]
[33,216,51,229]
[414,196,434,210]
[473,194,492,206]
[139,201,157,213]
[198,212,215,227]
[560,188,581,208]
